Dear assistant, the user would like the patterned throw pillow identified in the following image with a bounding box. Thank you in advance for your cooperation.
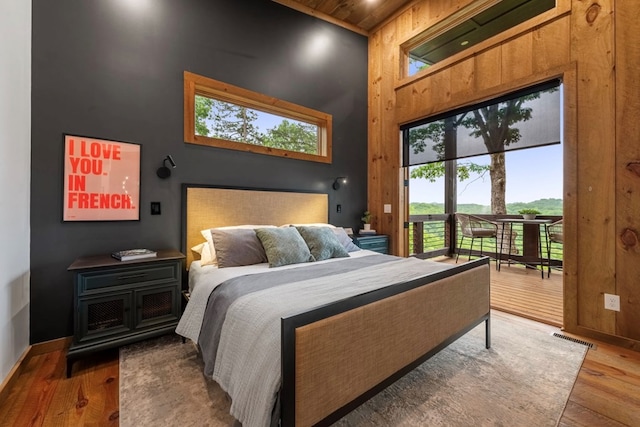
[296,226,350,261]
[255,227,315,268]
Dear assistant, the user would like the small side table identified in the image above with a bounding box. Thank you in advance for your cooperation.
[66,249,185,377]
[351,234,389,254]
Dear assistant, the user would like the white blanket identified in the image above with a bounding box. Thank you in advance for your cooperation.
[212,257,452,427]
[176,250,376,343]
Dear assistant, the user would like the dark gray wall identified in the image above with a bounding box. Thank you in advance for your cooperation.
[31,0,368,343]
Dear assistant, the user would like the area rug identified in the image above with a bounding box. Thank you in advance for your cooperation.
[119,313,587,426]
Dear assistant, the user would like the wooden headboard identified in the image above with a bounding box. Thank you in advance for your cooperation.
[182,185,329,267]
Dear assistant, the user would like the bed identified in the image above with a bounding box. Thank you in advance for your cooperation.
[176,185,491,427]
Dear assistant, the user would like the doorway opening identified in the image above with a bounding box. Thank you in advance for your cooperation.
[403,80,563,326]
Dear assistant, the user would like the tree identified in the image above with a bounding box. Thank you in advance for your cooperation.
[193,96,318,154]
[411,161,489,183]
[409,116,491,203]
[209,100,262,145]
[459,97,538,214]
[195,95,214,137]
[409,90,553,214]
[261,120,318,154]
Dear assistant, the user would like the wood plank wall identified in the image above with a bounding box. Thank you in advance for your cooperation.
[615,0,640,342]
[367,0,640,349]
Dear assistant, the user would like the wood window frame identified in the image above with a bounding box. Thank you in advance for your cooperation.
[398,0,570,87]
[183,71,332,164]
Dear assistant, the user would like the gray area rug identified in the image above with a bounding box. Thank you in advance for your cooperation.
[120,314,587,426]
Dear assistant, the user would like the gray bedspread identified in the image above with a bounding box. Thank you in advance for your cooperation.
[198,253,397,377]
[212,256,455,427]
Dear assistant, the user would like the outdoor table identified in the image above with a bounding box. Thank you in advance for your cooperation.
[495,218,552,278]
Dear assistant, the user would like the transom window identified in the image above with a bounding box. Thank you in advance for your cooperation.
[405,0,556,76]
[184,72,332,163]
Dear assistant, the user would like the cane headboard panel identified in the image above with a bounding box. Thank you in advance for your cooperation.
[183,186,329,267]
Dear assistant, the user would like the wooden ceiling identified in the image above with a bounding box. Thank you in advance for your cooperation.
[273,0,416,35]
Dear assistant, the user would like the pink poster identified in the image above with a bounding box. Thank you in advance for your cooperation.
[63,135,141,221]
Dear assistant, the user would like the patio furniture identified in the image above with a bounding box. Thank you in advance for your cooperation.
[546,219,563,277]
[455,213,498,268]
[495,217,552,279]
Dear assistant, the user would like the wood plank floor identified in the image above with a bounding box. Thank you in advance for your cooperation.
[490,264,563,327]
[0,348,119,426]
[1,275,638,426]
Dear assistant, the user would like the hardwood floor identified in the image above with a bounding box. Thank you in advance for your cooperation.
[1,266,638,426]
[0,348,119,426]
[560,339,640,426]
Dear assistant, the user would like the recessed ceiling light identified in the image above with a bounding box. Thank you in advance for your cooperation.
[460,40,469,46]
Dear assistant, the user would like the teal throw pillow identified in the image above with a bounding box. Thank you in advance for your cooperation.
[296,226,350,261]
[255,227,315,268]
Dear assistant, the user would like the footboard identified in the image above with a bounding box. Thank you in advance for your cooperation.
[281,257,491,427]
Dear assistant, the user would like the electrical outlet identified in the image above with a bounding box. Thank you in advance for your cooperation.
[604,293,620,311]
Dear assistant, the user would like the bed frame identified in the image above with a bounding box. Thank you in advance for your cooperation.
[182,185,491,427]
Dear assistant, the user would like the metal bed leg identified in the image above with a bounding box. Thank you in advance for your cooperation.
[485,316,491,349]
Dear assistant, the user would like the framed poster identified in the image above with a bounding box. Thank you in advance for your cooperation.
[63,134,141,221]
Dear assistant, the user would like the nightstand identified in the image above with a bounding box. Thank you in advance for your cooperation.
[351,234,389,254]
[66,249,185,377]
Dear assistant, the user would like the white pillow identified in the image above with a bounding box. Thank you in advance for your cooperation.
[199,230,218,266]
[200,225,276,267]
[190,241,214,265]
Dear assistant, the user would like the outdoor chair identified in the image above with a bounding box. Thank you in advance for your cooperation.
[455,213,498,269]
[546,219,563,277]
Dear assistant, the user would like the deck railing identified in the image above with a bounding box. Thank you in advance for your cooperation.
[409,214,563,265]
[409,214,451,258]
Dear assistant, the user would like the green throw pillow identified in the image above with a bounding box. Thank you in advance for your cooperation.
[255,227,315,268]
[296,226,350,261]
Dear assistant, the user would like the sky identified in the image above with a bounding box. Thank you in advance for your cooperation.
[409,143,564,205]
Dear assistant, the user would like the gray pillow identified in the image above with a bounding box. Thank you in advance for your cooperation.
[255,227,315,268]
[296,226,350,261]
[210,228,267,268]
[332,227,361,252]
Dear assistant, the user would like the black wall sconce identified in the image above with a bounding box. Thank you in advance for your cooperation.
[332,176,347,190]
[156,155,176,179]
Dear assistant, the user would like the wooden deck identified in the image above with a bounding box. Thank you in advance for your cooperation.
[438,256,564,327]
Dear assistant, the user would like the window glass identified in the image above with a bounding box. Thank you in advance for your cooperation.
[184,72,332,164]
[195,96,320,155]
[407,0,556,76]
[402,80,561,166]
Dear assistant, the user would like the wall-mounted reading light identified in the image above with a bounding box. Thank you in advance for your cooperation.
[156,155,176,179]
[332,176,347,190]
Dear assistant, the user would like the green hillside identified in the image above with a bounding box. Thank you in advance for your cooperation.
[410,198,563,215]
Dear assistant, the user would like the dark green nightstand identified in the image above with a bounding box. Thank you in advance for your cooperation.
[66,249,185,377]
[351,234,389,254]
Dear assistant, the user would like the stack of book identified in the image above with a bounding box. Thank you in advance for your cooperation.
[111,249,157,261]
[359,229,377,235]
